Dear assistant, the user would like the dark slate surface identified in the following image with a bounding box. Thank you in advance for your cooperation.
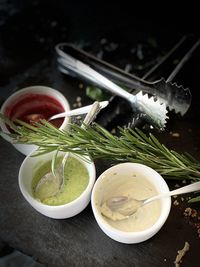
[0,1,200,266]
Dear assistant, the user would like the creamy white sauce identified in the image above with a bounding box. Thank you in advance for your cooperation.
[95,172,161,232]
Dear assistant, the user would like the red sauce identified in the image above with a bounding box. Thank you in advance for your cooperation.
[5,93,65,128]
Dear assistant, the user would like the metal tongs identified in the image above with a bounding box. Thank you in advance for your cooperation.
[55,38,199,130]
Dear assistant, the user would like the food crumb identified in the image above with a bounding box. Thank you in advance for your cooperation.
[76,96,82,102]
[51,21,57,27]
[170,132,180,138]
[100,38,107,45]
[73,96,82,109]
[197,228,200,237]
[79,83,84,89]
[111,128,116,134]
[124,63,132,73]
[173,200,179,206]
[183,207,200,237]
[73,103,78,108]
[184,207,197,218]
[174,241,190,267]
[97,50,104,59]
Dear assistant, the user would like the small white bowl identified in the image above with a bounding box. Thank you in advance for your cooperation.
[19,151,96,219]
[0,85,70,155]
[91,163,171,244]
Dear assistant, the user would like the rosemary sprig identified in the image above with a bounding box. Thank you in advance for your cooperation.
[2,116,200,180]
[1,114,200,201]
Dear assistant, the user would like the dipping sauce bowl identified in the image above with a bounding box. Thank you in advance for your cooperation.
[91,163,171,244]
[0,85,70,155]
[19,151,96,219]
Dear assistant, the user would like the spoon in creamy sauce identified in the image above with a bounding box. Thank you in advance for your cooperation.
[34,101,102,200]
[101,181,200,221]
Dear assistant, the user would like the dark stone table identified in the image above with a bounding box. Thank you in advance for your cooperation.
[0,1,200,266]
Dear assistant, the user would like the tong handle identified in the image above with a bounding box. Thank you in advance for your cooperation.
[58,54,135,103]
[166,39,200,82]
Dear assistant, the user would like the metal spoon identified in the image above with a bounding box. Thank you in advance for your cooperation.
[101,181,200,221]
[22,101,108,124]
[34,152,69,200]
[34,101,102,201]
[48,101,108,121]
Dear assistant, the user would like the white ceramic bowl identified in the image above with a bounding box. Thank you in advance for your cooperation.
[19,151,96,219]
[0,85,70,155]
[91,163,171,244]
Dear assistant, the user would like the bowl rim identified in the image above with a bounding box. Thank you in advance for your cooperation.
[19,151,96,210]
[0,85,70,134]
[91,162,171,237]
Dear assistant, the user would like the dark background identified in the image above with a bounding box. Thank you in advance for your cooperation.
[0,1,200,266]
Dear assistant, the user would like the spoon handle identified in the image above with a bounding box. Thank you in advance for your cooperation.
[49,101,108,120]
[144,181,200,204]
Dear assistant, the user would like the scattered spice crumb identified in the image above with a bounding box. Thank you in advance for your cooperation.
[172,195,178,199]
[173,200,179,206]
[124,63,132,73]
[73,103,78,108]
[174,241,190,267]
[184,207,197,218]
[100,38,107,45]
[170,132,180,138]
[111,128,116,134]
[184,207,192,216]
[195,222,200,230]
[183,207,200,237]
[39,37,45,43]
[104,42,118,52]
[73,96,82,109]
[197,227,200,237]
[181,197,184,202]
[97,50,104,59]
[76,96,82,102]
[175,184,180,188]
[51,21,57,27]
[79,83,84,89]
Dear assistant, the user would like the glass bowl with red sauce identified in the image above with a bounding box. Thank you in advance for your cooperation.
[0,86,70,155]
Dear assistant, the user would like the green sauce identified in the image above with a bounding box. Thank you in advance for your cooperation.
[32,156,89,206]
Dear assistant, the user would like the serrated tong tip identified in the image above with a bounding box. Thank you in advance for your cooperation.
[135,91,168,130]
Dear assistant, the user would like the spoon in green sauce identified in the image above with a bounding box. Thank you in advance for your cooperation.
[34,101,102,200]
[34,153,69,200]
